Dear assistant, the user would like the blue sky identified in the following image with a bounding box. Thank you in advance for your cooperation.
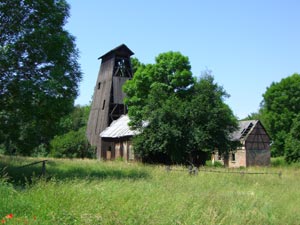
[65,0,300,119]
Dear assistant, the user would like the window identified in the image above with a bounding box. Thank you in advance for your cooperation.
[218,154,222,160]
[98,82,101,89]
[231,153,236,161]
[102,100,106,110]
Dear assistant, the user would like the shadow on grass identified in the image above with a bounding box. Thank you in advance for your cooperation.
[0,160,150,186]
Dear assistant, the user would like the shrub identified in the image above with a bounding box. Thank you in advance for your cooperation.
[205,160,224,168]
[49,127,95,158]
[32,144,48,157]
[271,157,286,167]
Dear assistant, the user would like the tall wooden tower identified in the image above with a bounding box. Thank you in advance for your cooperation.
[86,44,134,159]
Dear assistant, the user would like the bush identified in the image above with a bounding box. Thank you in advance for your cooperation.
[32,144,48,157]
[49,127,95,158]
[205,160,224,168]
[271,157,287,167]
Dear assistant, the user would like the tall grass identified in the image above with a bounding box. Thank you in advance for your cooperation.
[0,155,299,224]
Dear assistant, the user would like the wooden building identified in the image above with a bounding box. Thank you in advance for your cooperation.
[98,115,271,166]
[213,120,271,168]
[86,44,134,159]
[100,115,137,161]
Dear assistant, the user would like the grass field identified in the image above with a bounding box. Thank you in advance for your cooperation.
[0,155,299,225]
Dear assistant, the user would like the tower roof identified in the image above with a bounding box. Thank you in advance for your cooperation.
[98,44,134,60]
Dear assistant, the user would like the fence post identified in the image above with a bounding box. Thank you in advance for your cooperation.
[41,161,46,177]
[188,165,193,175]
[194,167,198,175]
[165,165,171,173]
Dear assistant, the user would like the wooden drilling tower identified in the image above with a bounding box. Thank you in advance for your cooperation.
[86,44,134,159]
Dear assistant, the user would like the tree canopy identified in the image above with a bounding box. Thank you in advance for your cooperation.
[49,105,95,159]
[260,73,300,156]
[0,0,82,155]
[284,114,300,163]
[124,52,194,127]
[124,53,237,165]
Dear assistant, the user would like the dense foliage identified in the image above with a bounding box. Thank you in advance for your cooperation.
[49,127,94,158]
[124,52,238,165]
[260,73,300,157]
[124,52,194,129]
[49,105,95,158]
[284,115,300,163]
[0,0,81,155]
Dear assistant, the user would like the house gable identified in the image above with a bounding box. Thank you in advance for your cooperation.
[245,121,271,166]
[218,120,271,168]
[245,121,271,151]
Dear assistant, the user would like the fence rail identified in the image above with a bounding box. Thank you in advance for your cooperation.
[19,160,48,177]
[165,166,282,178]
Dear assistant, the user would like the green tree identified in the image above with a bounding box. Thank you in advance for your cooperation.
[124,52,237,165]
[0,0,82,155]
[49,105,95,158]
[49,127,95,158]
[242,112,262,121]
[261,73,300,156]
[124,51,194,128]
[284,115,300,163]
[133,91,189,164]
[130,57,144,75]
[186,74,238,160]
[59,105,91,134]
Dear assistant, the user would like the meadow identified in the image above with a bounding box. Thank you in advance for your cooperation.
[0,155,299,225]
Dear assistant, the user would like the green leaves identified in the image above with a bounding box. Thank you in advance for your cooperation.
[124,53,237,165]
[261,73,300,156]
[50,127,94,158]
[285,115,300,163]
[0,0,82,155]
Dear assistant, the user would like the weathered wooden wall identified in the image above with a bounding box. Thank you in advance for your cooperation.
[86,57,114,157]
[101,138,134,161]
[220,121,271,168]
[113,76,129,104]
[245,121,271,166]
[246,149,270,166]
[86,45,134,159]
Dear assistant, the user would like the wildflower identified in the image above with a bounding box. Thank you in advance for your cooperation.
[1,219,5,224]
[5,214,13,219]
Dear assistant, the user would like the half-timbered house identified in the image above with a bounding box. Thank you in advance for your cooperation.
[213,120,271,167]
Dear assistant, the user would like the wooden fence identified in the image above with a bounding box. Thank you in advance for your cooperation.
[165,166,282,178]
[19,160,48,177]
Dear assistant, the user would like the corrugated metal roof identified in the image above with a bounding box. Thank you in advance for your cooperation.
[101,116,259,141]
[100,115,139,138]
[230,120,258,141]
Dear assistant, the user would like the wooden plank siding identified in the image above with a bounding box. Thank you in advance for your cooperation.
[113,76,129,104]
[101,138,134,162]
[214,120,271,168]
[245,121,271,166]
[86,57,114,155]
[86,44,134,159]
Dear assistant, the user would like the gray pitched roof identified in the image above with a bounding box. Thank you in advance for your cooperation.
[100,115,140,138]
[230,120,258,141]
[100,116,260,142]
